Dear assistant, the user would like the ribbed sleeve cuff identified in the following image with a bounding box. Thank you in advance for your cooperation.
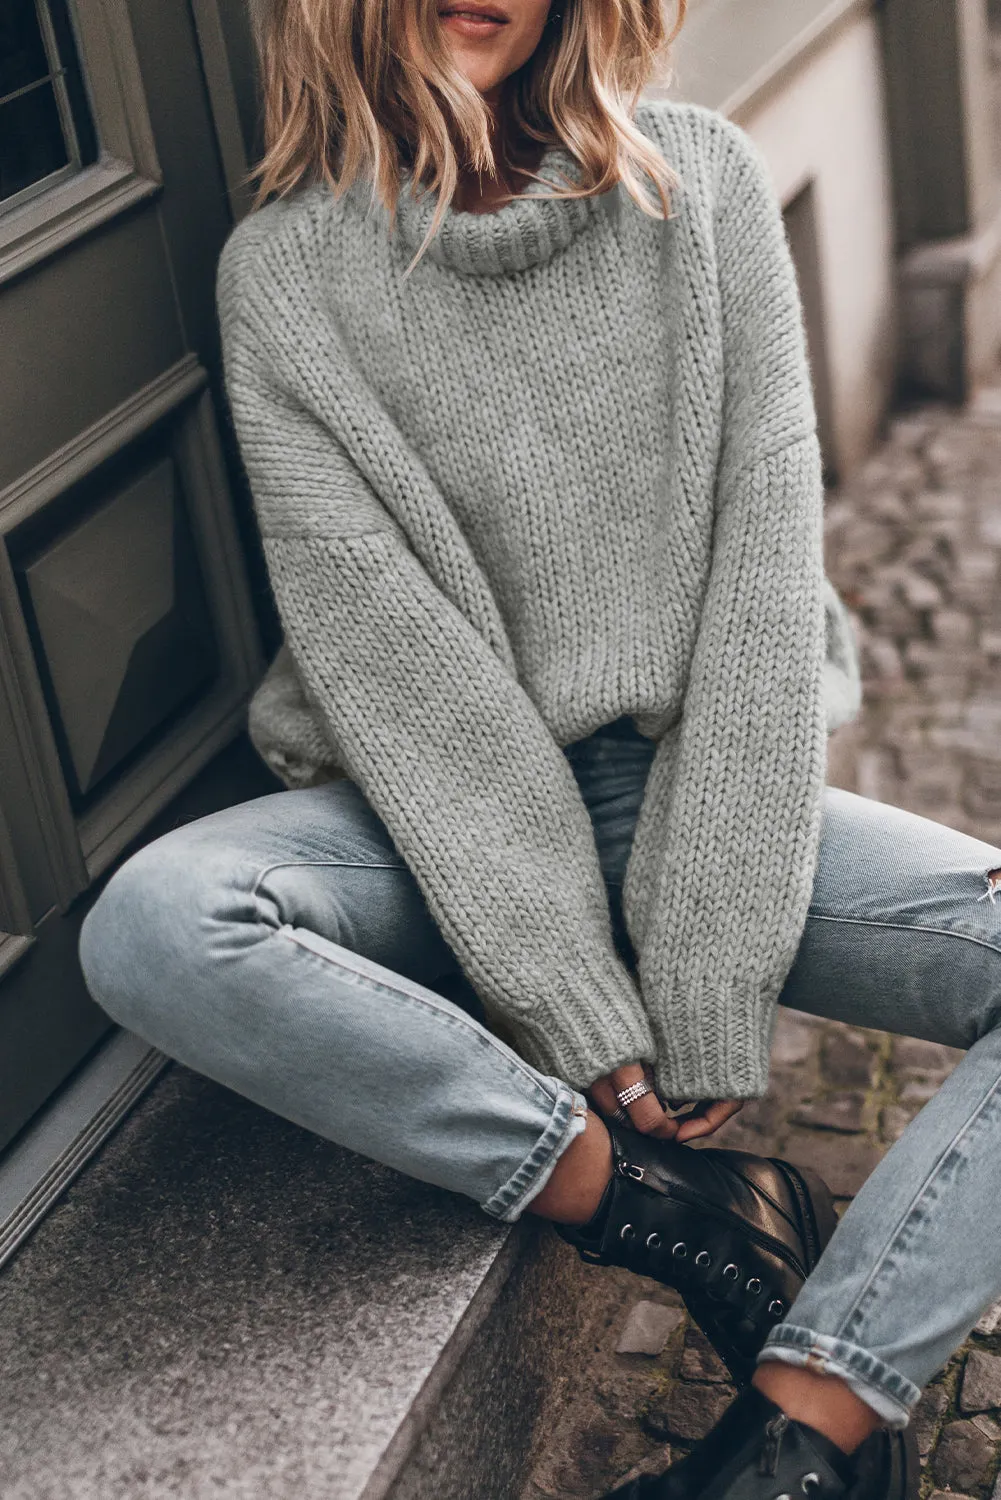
[502,960,657,1092]
[648,977,776,1102]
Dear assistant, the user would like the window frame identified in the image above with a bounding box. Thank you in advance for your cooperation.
[0,0,161,289]
[0,0,96,216]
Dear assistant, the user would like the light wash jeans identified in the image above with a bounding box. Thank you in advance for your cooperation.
[78,719,1001,1430]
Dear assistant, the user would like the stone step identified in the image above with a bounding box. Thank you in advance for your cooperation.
[0,1064,599,1499]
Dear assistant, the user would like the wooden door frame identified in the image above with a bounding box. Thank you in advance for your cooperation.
[189,0,259,223]
[0,0,269,1264]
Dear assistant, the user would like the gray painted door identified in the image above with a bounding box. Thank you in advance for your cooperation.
[0,0,270,1152]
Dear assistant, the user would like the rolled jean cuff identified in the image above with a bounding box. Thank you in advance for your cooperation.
[480,1081,589,1224]
[758,1326,922,1430]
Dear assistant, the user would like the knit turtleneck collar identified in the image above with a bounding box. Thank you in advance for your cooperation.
[390,144,614,276]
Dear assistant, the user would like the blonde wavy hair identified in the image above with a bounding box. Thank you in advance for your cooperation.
[249,0,687,271]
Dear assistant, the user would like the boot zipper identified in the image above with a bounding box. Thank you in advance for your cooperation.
[616,1159,808,1281]
[617,1160,647,1182]
[759,1412,790,1475]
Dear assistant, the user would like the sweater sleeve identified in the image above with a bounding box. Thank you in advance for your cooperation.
[622,120,828,1103]
[219,305,655,1090]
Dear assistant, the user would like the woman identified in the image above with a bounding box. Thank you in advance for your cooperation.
[78,3,1001,1498]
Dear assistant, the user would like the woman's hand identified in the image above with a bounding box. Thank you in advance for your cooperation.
[670,1098,745,1143]
[588,1065,746,1145]
[587,1062,679,1139]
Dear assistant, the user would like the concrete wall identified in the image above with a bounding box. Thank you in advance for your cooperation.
[740,12,896,476]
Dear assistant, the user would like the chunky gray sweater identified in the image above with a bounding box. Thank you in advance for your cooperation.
[216,100,860,1102]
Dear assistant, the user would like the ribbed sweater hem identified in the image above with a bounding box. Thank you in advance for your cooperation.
[500,965,657,1092]
[648,978,776,1102]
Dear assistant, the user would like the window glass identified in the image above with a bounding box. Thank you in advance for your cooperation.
[0,1,51,101]
[0,0,97,209]
[0,80,68,203]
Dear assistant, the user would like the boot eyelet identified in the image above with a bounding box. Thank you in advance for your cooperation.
[646,1232,662,1250]
[672,1242,688,1259]
[746,1277,762,1295]
[695,1251,712,1268]
[620,1223,636,1241]
[801,1473,821,1493]
[768,1299,785,1318]
[723,1263,740,1281]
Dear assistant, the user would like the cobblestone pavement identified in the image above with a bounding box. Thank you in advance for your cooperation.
[522,391,1001,1500]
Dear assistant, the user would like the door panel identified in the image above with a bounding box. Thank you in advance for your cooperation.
[14,450,219,806]
[0,213,185,487]
[0,0,267,1149]
[0,796,32,938]
[0,905,112,1156]
[124,3,238,359]
[0,604,75,920]
[191,0,264,215]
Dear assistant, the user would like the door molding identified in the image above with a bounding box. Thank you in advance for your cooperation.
[0,355,264,898]
[0,572,85,915]
[0,1030,170,1273]
[0,800,32,938]
[0,358,205,533]
[0,935,33,985]
[0,361,211,920]
[189,0,257,222]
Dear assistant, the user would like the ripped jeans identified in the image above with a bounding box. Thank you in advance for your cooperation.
[77,718,1001,1430]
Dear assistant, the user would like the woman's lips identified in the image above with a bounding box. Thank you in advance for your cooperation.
[440,9,509,38]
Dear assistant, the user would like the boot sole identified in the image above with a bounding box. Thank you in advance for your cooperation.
[905,1421,920,1500]
[889,1419,921,1500]
[597,1398,920,1500]
[851,1417,920,1500]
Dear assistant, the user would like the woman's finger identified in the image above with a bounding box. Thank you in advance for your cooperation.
[674,1099,744,1143]
[627,1090,678,1139]
[609,1064,678,1140]
[603,1060,648,1117]
[641,1067,698,1120]
[587,1075,621,1120]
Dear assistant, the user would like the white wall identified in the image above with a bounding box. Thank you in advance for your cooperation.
[741,13,896,475]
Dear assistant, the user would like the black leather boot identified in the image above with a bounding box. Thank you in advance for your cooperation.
[558,1122,838,1384]
[599,1385,919,1500]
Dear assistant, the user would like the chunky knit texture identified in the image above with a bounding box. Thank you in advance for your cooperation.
[216,100,860,1101]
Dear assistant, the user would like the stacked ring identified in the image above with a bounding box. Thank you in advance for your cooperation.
[615,1079,655,1109]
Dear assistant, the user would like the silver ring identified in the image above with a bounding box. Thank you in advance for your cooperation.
[615,1080,655,1109]
[610,1106,630,1126]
